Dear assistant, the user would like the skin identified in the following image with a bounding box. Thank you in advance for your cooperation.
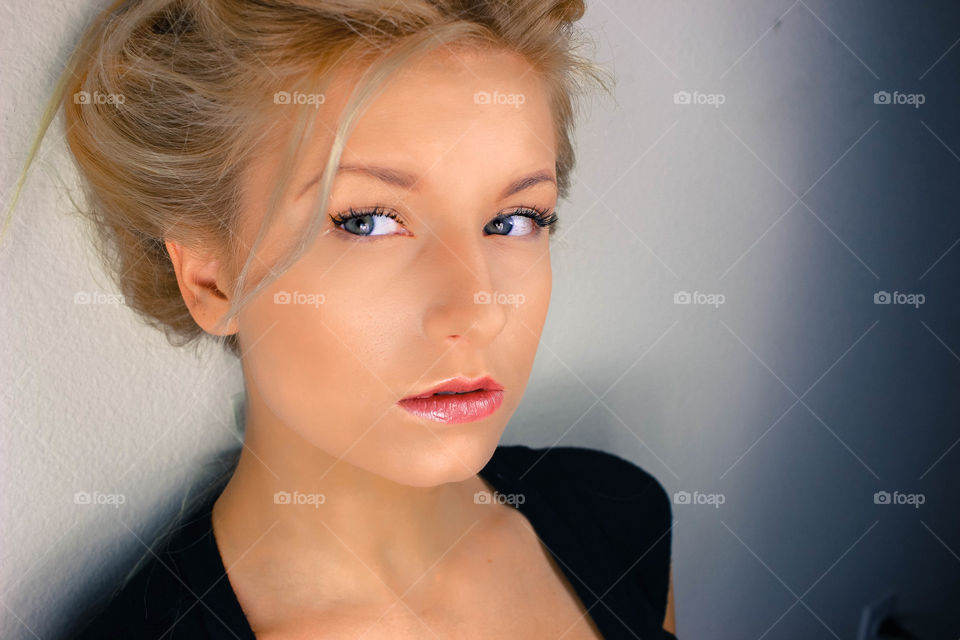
[166,46,676,638]
[665,567,676,633]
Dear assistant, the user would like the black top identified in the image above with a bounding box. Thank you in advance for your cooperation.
[67,445,677,639]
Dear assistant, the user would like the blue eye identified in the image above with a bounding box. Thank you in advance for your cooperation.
[329,206,406,237]
[483,207,558,236]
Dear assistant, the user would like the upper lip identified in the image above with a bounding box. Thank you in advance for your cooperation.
[400,376,504,400]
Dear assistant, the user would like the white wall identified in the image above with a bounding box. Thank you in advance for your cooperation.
[2,1,958,639]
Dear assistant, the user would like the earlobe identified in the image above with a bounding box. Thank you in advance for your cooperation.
[164,238,239,337]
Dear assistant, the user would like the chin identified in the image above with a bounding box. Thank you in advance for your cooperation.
[363,424,505,488]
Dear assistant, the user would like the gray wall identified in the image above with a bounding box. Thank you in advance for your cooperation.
[2,1,958,639]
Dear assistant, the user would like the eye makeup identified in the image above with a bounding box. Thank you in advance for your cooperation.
[328,205,558,237]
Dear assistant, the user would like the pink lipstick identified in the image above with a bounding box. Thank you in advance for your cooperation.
[398,376,504,424]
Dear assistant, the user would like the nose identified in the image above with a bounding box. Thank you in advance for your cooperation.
[420,234,508,347]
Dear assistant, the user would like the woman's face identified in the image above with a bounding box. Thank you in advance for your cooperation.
[234,47,556,487]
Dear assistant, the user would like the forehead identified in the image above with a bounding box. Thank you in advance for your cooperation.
[315,47,557,187]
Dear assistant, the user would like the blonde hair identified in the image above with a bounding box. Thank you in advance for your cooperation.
[3,0,612,358]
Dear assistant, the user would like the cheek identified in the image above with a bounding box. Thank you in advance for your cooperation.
[236,270,405,444]
[513,248,552,336]
[494,252,551,380]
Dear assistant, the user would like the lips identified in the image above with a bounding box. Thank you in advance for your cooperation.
[402,376,504,399]
[398,376,504,424]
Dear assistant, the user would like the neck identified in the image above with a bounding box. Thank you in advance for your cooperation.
[210,385,491,599]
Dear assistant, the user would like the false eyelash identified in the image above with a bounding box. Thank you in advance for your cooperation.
[328,205,404,228]
[328,205,559,231]
[499,205,559,228]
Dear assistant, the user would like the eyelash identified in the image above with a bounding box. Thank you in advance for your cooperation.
[329,206,401,229]
[496,205,559,230]
[328,205,559,234]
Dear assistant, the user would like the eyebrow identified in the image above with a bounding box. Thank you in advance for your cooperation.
[299,164,557,200]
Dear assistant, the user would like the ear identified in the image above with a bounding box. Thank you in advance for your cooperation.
[164,239,239,337]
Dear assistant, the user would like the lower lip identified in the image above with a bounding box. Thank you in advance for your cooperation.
[398,389,504,424]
